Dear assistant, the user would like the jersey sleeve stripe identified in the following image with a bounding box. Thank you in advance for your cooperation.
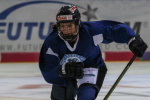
[93,34,103,46]
[46,47,59,57]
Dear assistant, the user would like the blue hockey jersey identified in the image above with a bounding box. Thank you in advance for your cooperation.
[39,20,136,86]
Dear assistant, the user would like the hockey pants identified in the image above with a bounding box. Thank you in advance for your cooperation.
[51,63,107,100]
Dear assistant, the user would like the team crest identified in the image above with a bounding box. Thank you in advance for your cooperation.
[60,54,86,65]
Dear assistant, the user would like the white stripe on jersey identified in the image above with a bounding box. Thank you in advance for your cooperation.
[77,68,98,86]
[93,34,103,46]
[46,47,59,57]
[64,34,79,52]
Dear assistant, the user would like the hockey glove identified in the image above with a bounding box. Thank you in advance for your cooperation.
[129,36,148,57]
[59,62,84,79]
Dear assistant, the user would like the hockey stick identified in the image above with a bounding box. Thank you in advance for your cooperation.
[103,55,137,100]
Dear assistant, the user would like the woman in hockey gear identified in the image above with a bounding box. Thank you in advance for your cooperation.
[39,5,148,100]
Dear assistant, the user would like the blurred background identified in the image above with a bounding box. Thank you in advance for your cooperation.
[0,0,150,100]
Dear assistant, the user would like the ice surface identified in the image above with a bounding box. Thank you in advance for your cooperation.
[0,62,150,100]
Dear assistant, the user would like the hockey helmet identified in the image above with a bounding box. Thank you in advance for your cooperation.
[56,5,81,42]
[56,5,81,25]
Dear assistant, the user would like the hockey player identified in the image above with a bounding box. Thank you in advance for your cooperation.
[39,5,148,100]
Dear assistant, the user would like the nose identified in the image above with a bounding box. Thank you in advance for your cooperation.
[62,26,69,30]
[60,26,72,34]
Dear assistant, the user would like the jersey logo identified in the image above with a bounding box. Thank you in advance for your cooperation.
[60,54,86,65]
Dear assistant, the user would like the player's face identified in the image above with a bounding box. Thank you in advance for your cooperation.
[59,22,78,35]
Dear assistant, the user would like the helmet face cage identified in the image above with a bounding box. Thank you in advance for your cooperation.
[56,5,81,42]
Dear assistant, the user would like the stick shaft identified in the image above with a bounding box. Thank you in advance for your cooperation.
[103,55,136,100]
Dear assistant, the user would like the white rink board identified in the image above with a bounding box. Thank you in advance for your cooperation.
[0,62,150,100]
[0,0,150,52]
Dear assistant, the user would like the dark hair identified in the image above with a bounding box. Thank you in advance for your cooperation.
[52,23,58,32]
